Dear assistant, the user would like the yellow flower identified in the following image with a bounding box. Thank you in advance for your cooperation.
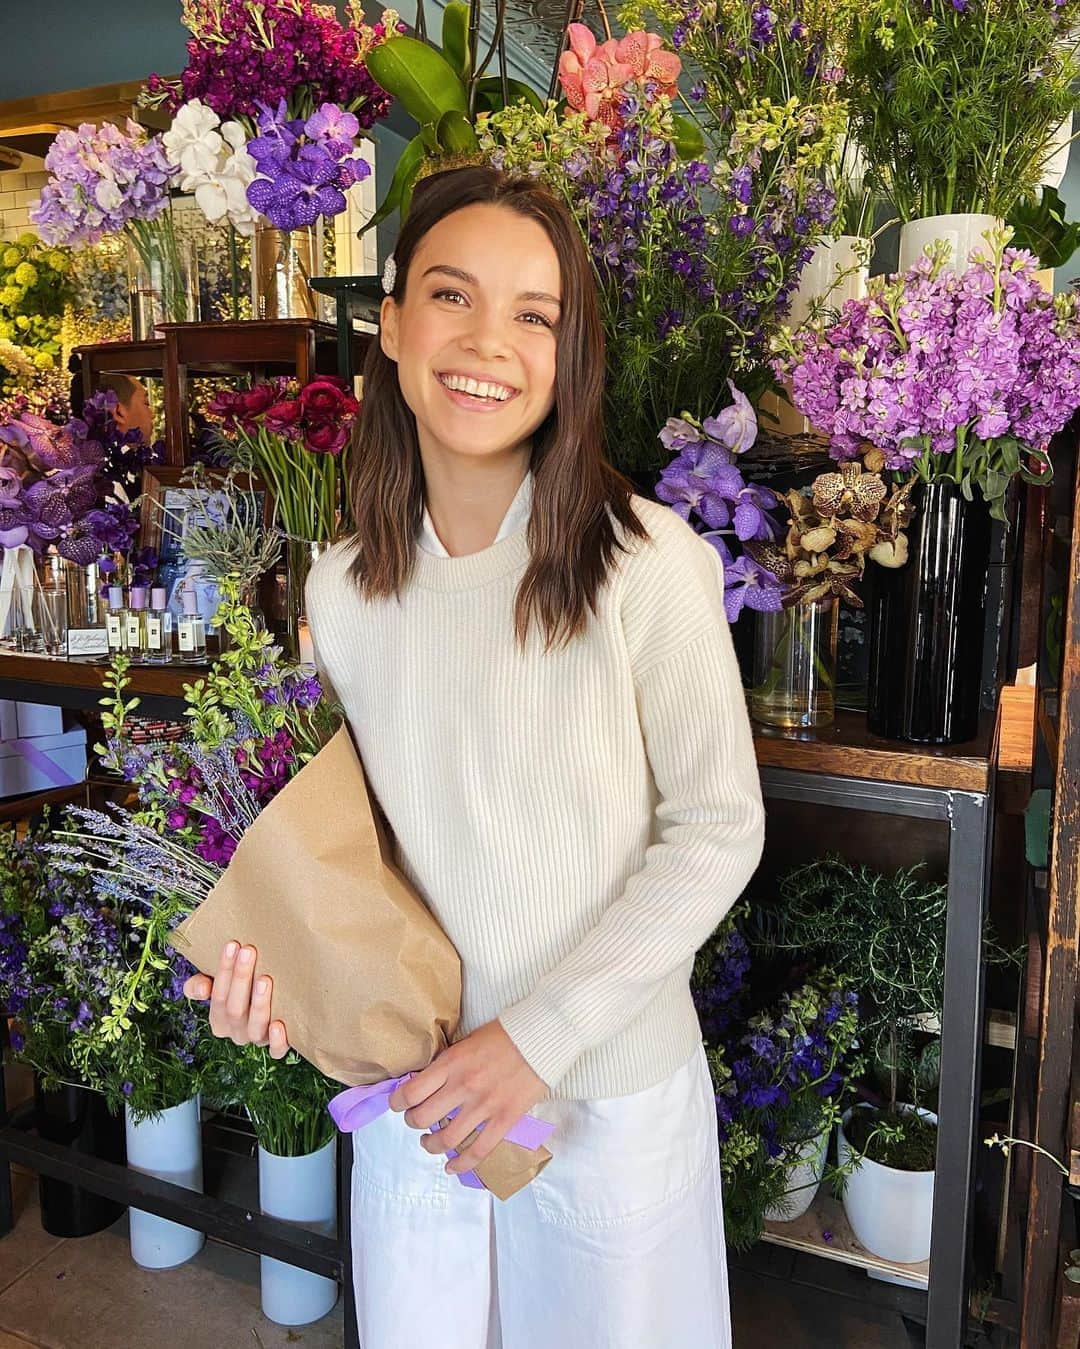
[1,247,20,268]
[0,286,21,308]
[13,263,37,287]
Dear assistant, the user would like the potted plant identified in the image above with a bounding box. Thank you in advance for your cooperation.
[773,231,1080,743]
[692,924,863,1249]
[0,816,127,1238]
[203,1037,340,1325]
[757,857,951,1263]
[845,0,1080,273]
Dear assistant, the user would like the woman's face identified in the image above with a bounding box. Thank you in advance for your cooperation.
[380,202,561,466]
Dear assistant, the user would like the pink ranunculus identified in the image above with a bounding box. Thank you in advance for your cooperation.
[303,420,348,455]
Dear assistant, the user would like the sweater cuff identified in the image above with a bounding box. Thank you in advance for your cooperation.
[498,990,586,1091]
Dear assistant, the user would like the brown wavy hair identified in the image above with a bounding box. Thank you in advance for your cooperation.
[344,164,649,651]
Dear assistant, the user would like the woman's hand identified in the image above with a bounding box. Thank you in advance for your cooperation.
[182,941,291,1059]
[388,1020,547,1175]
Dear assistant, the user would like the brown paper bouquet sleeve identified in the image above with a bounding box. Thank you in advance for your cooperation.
[170,725,551,1200]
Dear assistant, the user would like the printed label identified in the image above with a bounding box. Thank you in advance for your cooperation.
[178,620,195,653]
[146,616,162,651]
[106,614,124,649]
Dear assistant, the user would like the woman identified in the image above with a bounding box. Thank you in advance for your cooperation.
[186,165,764,1347]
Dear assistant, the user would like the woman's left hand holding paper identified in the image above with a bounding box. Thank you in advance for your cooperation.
[389,1020,547,1175]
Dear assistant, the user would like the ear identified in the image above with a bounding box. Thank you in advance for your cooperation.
[379,297,400,363]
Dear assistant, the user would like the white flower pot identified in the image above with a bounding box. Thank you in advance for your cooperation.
[837,1104,936,1264]
[788,235,870,330]
[1042,113,1074,190]
[258,1138,339,1326]
[898,214,1002,276]
[763,1127,829,1223]
[124,1095,205,1269]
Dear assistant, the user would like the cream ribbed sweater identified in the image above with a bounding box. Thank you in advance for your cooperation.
[305,492,765,1101]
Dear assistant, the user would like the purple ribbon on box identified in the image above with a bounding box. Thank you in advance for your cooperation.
[1,738,81,788]
[328,1074,556,1191]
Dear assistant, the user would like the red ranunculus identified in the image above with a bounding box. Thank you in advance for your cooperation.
[300,379,348,417]
[240,384,279,418]
[264,399,303,433]
[303,420,348,455]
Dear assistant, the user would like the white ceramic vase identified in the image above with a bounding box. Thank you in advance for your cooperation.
[258,1137,339,1326]
[787,235,870,329]
[837,1104,937,1265]
[1042,113,1074,191]
[763,1127,829,1223]
[124,1095,205,1269]
[897,213,1002,276]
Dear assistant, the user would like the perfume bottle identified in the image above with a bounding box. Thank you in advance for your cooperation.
[145,587,174,665]
[105,586,127,654]
[177,587,207,661]
[125,586,148,660]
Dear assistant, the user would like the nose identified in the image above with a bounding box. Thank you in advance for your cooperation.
[461,302,511,362]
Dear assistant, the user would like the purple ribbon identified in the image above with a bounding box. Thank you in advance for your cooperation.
[2,737,81,788]
[328,1074,556,1192]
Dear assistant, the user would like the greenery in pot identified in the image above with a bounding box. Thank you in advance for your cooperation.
[845,0,1080,221]
[692,921,863,1247]
[0,813,207,1121]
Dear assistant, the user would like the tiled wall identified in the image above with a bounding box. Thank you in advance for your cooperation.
[0,163,48,242]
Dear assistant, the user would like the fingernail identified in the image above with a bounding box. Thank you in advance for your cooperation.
[225,941,238,959]
[255,978,268,995]
[238,947,253,965]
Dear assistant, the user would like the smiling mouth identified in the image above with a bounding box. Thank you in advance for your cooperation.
[437,372,520,404]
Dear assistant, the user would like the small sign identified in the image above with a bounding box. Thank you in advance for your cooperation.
[67,628,110,657]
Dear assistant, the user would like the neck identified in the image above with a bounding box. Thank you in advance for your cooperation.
[420,446,531,557]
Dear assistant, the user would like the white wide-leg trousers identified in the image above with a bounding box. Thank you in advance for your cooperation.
[350,1043,732,1349]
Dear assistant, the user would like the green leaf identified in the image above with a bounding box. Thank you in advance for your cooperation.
[366,36,468,128]
[1007,186,1080,271]
[436,109,479,154]
[473,76,545,115]
[672,114,706,161]
[358,133,426,236]
[441,1,471,80]
[420,121,441,154]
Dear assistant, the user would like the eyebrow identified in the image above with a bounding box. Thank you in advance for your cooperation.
[421,264,561,308]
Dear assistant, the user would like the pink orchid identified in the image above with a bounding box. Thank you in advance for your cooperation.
[614,31,681,94]
[559,24,681,132]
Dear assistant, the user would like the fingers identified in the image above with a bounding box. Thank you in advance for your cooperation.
[267,1020,290,1060]
[183,973,213,1001]
[223,944,258,1040]
[420,1106,487,1157]
[444,1115,511,1176]
[247,974,274,1047]
[389,1061,449,1113]
[404,1085,465,1134]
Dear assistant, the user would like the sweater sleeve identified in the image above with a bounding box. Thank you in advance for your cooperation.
[498,510,765,1089]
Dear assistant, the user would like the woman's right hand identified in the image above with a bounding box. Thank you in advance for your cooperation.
[182,941,291,1059]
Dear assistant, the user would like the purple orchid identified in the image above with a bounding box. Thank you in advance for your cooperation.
[722,553,785,623]
[245,100,371,230]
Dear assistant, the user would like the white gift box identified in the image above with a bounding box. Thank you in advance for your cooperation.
[14,702,65,739]
[0,726,87,800]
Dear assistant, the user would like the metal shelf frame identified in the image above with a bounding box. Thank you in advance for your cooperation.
[758,766,994,1349]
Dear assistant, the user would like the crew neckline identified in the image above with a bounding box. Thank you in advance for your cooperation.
[411,524,531,591]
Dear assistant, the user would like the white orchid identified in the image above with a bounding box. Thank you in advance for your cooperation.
[163,99,262,236]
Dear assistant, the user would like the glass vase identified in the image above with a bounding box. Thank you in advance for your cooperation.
[252,224,323,321]
[751,597,838,730]
[286,539,331,663]
[125,205,198,339]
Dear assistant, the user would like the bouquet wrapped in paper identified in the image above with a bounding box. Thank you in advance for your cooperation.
[60,590,553,1198]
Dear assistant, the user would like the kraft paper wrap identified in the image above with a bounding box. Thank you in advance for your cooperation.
[170,725,552,1200]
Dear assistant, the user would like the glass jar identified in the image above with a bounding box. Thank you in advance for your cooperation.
[751,596,839,730]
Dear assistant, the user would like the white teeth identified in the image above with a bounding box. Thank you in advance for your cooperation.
[441,374,513,401]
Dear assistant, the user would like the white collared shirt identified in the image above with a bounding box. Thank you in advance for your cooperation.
[417,471,534,557]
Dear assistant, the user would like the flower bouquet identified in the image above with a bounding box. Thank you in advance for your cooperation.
[480,19,839,475]
[31,119,195,336]
[57,591,554,1199]
[0,235,74,399]
[692,922,862,1250]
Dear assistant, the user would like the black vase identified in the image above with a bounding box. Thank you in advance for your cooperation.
[34,1078,127,1237]
[867,480,992,745]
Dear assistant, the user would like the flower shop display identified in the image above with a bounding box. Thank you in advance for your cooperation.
[0,235,75,400]
[31,120,196,339]
[203,1035,339,1324]
[691,922,862,1249]
[205,375,359,655]
[775,230,1080,742]
[845,0,1080,270]
[145,0,393,320]
[0,818,127,1237]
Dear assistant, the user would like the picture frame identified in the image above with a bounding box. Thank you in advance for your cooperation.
[137,466,276,629]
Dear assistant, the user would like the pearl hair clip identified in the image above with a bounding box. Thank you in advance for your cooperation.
[381,254,397,295]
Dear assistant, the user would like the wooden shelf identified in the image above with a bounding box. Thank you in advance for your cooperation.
[761,1190,930,1289]
[0,650,208,715]
[752,707,997,793]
